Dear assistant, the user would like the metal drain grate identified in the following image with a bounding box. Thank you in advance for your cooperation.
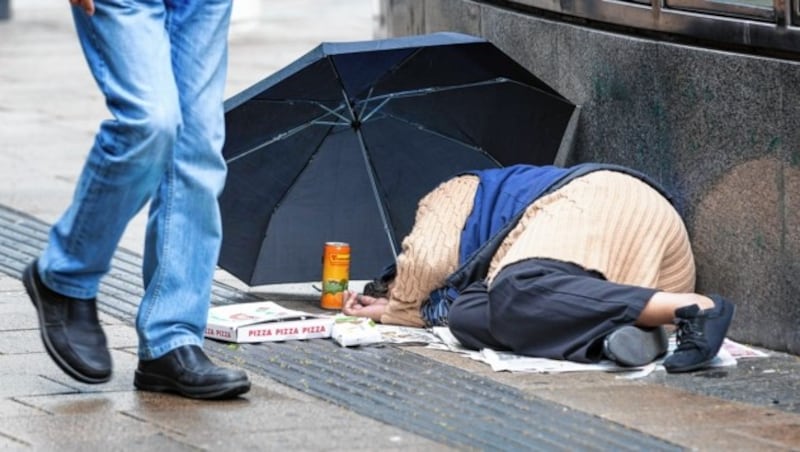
[0,205,680,451]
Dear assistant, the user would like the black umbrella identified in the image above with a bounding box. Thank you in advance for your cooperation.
[219,32,576,286]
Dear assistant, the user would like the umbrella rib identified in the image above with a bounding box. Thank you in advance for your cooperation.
[314,101,354,123]
[226,104,348,164]
[357,86,376,120]
[360,97,393,123]
[226,120,322,164]
[244,98,353,123]
[357,78,565,123]
[379,111,500,164]
[342,88,400,260]
[358,78,507,121]
[325,59,398,256]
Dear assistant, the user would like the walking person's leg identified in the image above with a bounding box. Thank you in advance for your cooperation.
[24,0,181,384]
[135,0,231,360]
[132,0,251,399]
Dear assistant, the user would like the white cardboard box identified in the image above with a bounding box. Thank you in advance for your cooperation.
[205,301,334,343]
[331,315,383,347]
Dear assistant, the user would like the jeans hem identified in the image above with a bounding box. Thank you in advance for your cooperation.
[139,336,203,361]
[39,266,99,300]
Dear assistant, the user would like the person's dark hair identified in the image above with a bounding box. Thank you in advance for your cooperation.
[363,263,397,298]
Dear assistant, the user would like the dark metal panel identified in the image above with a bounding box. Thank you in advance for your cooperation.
[667,0,775,21]
[492,0,800,58]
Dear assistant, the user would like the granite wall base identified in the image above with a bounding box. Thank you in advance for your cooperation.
[0,0,10,20]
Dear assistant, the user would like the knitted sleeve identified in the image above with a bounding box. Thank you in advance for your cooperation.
[380,175,480,327]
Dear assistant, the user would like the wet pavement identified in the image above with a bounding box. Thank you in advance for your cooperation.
[1,1,799,450]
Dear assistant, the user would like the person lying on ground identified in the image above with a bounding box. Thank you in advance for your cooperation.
[342,163,735,373]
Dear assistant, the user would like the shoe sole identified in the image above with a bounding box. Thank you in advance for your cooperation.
[664,357,714,374]
[665,301,736,373]
[134,371,251,400]
[23,264,112,385]
[604,326,668,367]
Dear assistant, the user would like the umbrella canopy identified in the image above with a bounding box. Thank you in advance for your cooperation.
[219,32,576,286]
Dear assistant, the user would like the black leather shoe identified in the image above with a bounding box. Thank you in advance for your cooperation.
[603,325,668,367]
[23,260,112,384]
[134,345,250,399]
[663,294,735,373]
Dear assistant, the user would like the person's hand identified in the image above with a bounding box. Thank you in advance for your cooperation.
[70,0,95,16]
[342,290,388,322]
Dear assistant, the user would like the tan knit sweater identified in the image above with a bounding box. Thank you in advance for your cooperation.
[380,170,696,327]
[381,175,480,326]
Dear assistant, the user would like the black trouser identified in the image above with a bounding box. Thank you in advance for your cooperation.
[447,258,657,363]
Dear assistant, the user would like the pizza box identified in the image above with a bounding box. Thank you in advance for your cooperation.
[205,301,334,343]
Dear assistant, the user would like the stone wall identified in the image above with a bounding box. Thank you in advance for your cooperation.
[380,0,800,354]
[0,0,10,20]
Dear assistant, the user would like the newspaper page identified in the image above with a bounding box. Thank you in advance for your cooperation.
[427,327,768,377]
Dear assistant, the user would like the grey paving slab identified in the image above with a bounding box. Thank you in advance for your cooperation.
[102,324,141,349]
[0,411,180,451]
[12,382,450,451]
[0,374,76,399]
[0,329,42,354]
[0,398,47,419]
[0,306,38,332]
[0,349,138,394]
[0,276,27,290]
[127,399,448,450]
[44,351,141,394]
[0,307,137,354]
[214,427,453,451]
[0,433,30,451]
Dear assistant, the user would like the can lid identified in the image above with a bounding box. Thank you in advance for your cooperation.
[325,242,350,247]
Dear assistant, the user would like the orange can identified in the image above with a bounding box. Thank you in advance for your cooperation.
[320,242,350,310]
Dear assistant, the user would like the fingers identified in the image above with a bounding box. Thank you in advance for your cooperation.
[69,0,95,16]
[342,291,390,320]
[356,294,379,306]
[342,290,361,313]
[343,290,374,306]
[341,290,388,322]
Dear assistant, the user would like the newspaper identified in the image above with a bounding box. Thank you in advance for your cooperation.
[331,315,444,347]
[331,323,739,377]
[427,327,768,378]
[376,324,443,345]
[216,300,769,377]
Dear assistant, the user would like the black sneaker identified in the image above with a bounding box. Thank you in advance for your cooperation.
[134,345,251,400]
[663,295,735,373]
[23,260,112,384]
[603,325,668,367]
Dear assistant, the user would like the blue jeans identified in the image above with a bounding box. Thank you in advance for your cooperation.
[38,0,233,360]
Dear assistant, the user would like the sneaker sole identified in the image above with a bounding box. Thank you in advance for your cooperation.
[663,357,715,373]
[603,326,668,367]
[134,371,251,400]
[23,264,112,385]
